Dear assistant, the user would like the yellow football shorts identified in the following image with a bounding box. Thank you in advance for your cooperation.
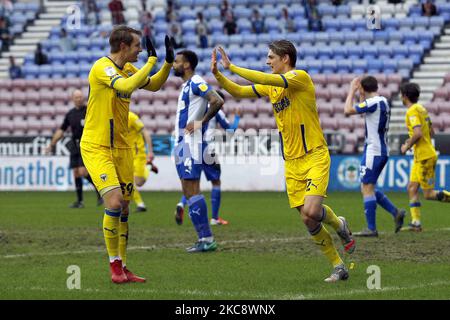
[133,155,149,179]
[80,141,134,201]
[410,155,437,190]
[285,145,330,208]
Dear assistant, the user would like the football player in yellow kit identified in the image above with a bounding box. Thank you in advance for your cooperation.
[400,83,450,232]
[211,41,355,282]
[81,26,174,283]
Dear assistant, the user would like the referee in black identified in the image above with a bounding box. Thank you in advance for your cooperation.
[45,89,102,208]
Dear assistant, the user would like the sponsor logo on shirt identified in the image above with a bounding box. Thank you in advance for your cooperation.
[273,96,291,113]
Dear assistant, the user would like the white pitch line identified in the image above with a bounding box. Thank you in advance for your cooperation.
[2,227,449,260]
[1,236,308,259]
[4,280,450,300]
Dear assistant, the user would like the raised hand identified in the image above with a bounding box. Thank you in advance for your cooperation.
[217,46,231,69]
[165,35,174,63]
[211,48,218,74]
[145,36,157,58]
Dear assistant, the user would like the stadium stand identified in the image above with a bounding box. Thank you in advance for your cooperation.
[1,0,449,153]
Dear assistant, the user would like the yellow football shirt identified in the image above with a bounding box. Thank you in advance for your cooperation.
[405,103,436,161]
[128,111,146,158]
[252,70,326,160]
[82,57,150,149]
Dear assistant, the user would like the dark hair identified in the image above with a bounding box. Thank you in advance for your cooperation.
[109,25,142,53]
[216,90,225,102]
[400,82,420,103]
[268,40,297,67]
[360,76,378,93]
[176,50,198,70]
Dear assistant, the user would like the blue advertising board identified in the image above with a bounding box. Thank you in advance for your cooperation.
[329,155,450,192]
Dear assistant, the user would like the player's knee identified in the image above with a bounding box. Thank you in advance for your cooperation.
[212,180,221,187]
[135,177,145,187]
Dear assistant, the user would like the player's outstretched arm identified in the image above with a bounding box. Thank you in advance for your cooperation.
[211,48,258,98]
[141,36,174,92]
[111,36,158,93]
[217,46,300,89]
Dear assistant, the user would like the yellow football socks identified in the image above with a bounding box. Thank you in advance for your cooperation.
[321,204,342,232]
[103,208,121,260]
[133,189,144,207]
[310,223,343,268]
[119,216,129,266]
[409,202,421,225]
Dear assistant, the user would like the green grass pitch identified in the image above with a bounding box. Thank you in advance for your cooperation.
[0,191,449,299]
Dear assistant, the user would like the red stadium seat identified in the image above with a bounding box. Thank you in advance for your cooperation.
[425,101,440,115]
[338,116,355,131]
[326,74,342,85]
[320,117,338,130]
[433,87,448,100]
[0,79,11,91]
[0,106,13,117]
[318,103,334,116]
[38,79,55,90]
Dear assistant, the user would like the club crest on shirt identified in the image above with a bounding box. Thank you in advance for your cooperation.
[104,66,117,77]
[100,174,107,182]
[199,83,208,92]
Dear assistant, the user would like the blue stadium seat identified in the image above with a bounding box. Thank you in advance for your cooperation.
[322,60,337,74]
[49,52,65,64]
[66,65,80,78]
[38,65,53,79]
[373,30,389,42]
[237,18,252,34]
[303,47,317,59]
[295,20,308,31]
[413,16,430,28]
[229,34,243,46]
[340,20,355,31]
[367,60,383,73]
[77,38,91,50]
[383,18,400,31]
[209,19,223,34]
[333,46,347,59]
[336,5,350,16]
[430,16,445,27]
[78,51,92,64]
[234,6,252,19]
[398,59,414,70]
[306,60,322,74]
[285,33,301,44]
[378,46,392,60]
[315,33,329,44]
[318,5,336,17]
[403,32,418,45]
[363,46,378,59]
[211,34,229,47]
[383,60,397,73]
[329,32,344,44]
[352,60,367,73]
[204,7,221,20]
[323,18,340,31]
[22,65,39,79]
[395,44,409,58]
[299,33,315,44]
[317,46,330,59]
[354,19,367,31]
[347,46,361,59]
[400,17,415,28]
[52,65,66,78]
[336,59,352,73]
[242,33,257,45]
[343,32,358,43]
[65,52,79,64]
[257,33,272,44]
[357,31,374,43]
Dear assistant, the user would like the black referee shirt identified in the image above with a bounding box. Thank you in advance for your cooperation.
[60,106,87,153]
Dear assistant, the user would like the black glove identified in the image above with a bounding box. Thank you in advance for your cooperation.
[165,35,175,63]
[145,35,157,58]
